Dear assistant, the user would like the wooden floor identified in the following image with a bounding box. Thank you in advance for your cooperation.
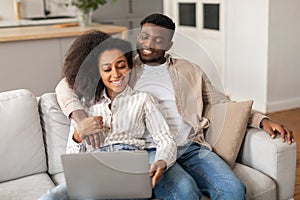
[267,108,300,199]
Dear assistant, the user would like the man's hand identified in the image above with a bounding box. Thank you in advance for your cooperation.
[149,160,167,188]
[260,118,295,144]
[75,116,105,148]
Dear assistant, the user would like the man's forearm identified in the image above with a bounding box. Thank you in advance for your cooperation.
[55,78,85,117]
[70,109,88,123]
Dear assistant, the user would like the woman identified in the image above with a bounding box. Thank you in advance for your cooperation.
[39,36,176,200]
[68,37,176,175]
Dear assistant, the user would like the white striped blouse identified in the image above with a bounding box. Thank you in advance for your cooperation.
[66,85,176,168]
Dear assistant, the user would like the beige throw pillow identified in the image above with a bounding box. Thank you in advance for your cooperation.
[205,100,254,168]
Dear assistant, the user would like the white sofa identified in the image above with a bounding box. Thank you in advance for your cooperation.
[0,89,297,200]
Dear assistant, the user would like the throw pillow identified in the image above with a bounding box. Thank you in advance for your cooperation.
[38,93,70,175]
[205,100,254,168]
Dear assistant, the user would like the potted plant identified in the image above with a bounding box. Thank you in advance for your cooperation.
[66,0,118,27]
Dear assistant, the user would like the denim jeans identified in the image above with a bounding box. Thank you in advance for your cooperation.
[148,149,201,200]
[148,142,245,200]
[95,143,140,152]
[175,142,246,200]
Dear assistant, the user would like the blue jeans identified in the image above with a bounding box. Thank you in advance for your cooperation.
[148,142,245,200]
[175,142,246,200]
[148,149,201,200]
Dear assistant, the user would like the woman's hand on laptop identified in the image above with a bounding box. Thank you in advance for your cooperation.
[149,160,167,188]
[75,116,105,148]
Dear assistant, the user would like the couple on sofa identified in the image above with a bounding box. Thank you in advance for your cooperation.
[40,13,294,200]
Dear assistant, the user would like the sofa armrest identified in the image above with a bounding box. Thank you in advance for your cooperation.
[237,128,297,200]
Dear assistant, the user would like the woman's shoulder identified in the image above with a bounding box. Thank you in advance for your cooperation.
[123,86,157,103]
[131,89,150,97]
[133,90,160,104]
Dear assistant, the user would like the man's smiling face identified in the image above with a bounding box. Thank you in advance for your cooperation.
[137,23,173,66]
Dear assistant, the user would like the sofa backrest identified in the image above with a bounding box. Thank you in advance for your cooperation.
[0,89,47,182]
[38,93,70,175]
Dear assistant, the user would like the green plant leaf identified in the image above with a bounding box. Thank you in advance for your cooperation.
[66,0,118,11]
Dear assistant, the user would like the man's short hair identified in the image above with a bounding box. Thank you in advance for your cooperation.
[140,13,176,39]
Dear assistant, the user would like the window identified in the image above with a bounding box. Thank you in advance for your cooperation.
[203,3,220,30]
[178,3,196,27]
[174,0,222,36]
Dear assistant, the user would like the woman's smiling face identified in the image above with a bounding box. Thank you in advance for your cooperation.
[98,49,130,99]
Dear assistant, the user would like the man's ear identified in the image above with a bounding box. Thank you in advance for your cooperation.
[137,32,141,40]
[166,41,173,51]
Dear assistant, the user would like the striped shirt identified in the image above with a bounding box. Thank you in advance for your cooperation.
[66,85,176,167]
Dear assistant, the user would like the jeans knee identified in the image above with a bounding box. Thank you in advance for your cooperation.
[154,176,201,200]
[207,177,245,200]
[231,179,246,199]
[179,178,202,198]
[222,178,245,200]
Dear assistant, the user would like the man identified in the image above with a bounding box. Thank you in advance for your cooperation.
[56,13,294,199]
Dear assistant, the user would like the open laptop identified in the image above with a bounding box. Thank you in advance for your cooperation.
[61,150,152,200]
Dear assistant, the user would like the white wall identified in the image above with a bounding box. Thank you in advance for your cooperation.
[267,0,300,112]
[225,0,270,112]
[226,0,300,113]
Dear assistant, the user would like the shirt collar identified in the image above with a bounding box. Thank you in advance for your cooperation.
[99,85,133,102]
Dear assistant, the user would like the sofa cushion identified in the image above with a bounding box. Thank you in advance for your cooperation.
[237,128,297,200]
[205,100,253,168]
[233,163,276,200]
[51,172,66,185]
[0,89,47,182]
[39,93,70,175]
[0,173,55,200]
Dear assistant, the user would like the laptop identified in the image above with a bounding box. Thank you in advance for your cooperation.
[61,150,152,200]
